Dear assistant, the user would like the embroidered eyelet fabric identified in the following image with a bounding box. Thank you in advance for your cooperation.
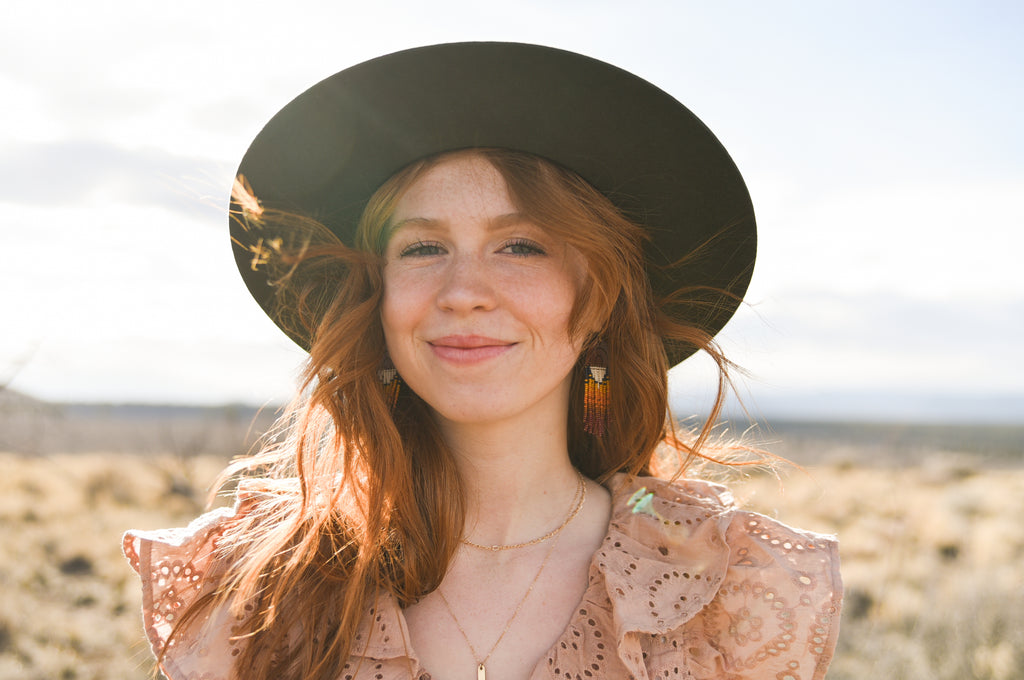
[124,474,842,680]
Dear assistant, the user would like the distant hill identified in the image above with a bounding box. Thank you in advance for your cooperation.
[748,391,1024,425]
[0,390,279,456]
[2,389,1020,463]
[671,389,1024,425]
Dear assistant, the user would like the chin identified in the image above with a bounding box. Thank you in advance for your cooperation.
[431,404,512,425]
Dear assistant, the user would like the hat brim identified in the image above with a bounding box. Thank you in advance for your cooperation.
[231,42,756,366]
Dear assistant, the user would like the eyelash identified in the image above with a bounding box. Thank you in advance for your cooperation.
[503,238,546,256]
[398,238,547,258]
[399,240,444,257]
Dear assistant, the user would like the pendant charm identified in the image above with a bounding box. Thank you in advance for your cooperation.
[627,487,665,522]
[478,662,486,680]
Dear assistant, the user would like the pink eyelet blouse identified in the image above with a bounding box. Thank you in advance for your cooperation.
[124,474,842,679]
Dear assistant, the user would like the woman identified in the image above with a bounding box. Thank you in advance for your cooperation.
[125,43,842,680]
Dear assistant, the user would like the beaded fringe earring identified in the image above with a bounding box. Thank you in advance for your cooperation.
[583,342,609,436]
[378,355,401,410]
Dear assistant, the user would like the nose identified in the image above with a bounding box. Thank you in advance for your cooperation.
[436,254,497,313]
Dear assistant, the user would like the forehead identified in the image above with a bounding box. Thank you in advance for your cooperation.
[392,154,515,223]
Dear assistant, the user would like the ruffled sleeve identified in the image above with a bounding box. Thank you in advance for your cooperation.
[593,475,842,680]
[123,498,257,680]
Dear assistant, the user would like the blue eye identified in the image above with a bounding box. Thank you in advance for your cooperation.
[503,239,546,256]
[400,240,445,257]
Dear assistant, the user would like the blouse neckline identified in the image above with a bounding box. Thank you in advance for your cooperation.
[348,473,741,676]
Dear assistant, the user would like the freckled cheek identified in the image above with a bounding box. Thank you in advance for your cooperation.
[383,277,444,363]
[382,298,413,333]
[380,279,419,347]
[518,283,578,342]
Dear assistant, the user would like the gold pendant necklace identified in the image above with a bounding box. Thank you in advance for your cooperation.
[439,473,587,679]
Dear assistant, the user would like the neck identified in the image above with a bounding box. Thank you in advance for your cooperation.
[436,412,580,550]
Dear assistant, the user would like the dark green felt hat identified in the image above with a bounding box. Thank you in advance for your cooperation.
[230,42,756,366]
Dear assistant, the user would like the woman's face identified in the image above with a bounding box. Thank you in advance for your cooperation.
[381,154,587,429]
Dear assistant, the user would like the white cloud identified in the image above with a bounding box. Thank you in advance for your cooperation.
[0,140,228,214]
[748,178,1024,302]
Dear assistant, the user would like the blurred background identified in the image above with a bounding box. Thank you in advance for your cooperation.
[1,1,1022,679]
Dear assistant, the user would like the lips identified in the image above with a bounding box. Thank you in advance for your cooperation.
[428,335,516,364]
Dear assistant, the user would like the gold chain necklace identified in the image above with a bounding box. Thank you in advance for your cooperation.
[439,474,587,680]
[461,471,586,551]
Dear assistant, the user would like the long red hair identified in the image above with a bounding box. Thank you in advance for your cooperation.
[172,148,751,679]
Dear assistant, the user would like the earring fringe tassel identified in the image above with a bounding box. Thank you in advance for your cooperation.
[583,344,609,436]
[378,358,400,410]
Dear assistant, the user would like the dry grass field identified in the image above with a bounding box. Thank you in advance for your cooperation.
[1,397,1021,679]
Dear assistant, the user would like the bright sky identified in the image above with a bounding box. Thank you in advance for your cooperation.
[2,1,1022,421]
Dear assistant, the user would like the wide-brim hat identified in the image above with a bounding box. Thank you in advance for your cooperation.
[230,42,756,366]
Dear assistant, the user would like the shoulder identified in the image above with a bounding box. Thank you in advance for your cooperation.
[599,474,842,680]
[122,480,297,680]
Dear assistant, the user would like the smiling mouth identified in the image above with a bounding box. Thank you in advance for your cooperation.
[428,336,515,363]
